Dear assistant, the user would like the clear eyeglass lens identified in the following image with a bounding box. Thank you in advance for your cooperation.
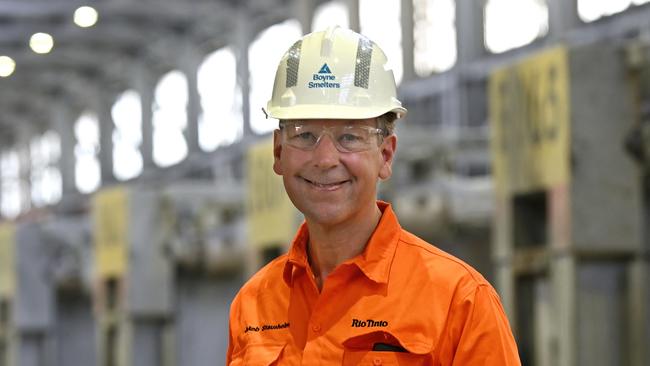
[282,124,382,152]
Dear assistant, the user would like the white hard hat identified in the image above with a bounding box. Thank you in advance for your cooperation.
[266,26,407,121]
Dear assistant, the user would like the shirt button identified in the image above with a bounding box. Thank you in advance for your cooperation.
[312,323,321,333]
[373,358,382,365]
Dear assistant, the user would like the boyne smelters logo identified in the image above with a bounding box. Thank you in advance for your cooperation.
[308,63,341,89]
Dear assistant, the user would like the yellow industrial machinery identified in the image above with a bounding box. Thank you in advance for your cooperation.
[490,43,647,366]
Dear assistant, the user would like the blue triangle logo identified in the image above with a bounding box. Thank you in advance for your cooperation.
[318,63,332,74]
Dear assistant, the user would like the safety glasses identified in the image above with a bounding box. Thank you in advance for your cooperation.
[279,122,385,153]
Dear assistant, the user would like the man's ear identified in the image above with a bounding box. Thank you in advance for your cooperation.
[272,130,283,175]
[378,134,397,180]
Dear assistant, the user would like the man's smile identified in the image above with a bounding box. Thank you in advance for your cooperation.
[300,176,351,191]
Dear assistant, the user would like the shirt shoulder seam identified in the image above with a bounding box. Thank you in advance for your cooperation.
[397,232,487,286]
[239,253,290,292]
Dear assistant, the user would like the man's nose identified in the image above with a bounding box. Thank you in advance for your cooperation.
[312,133,340,168]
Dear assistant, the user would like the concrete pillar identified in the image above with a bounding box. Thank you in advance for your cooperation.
[347,0,360,33]
[547,0,580,40]
[235,11,253,139]
[16,129,32,215]
[124,319,172,366]
[456,0,485,65]
[182,47,202,155]
[552,255,576,366]
[97,93,115,186]
[294,0,315,33]
[12,222,56,366]
[0,138,7,215]
[549,184,575,366]
[134,64,156,171]
[493,194,516,324]
[53,103,76,199]
[54,291,96,366]
[176,276,242,365]
[401,0,415,82]
[0,155,2,218]
[629,258,648,366]
[440,73,462,129]
[452,0,486,128]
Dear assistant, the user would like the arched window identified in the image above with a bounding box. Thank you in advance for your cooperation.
[1,150,21,218]
[75,112,101,193]
[578,0,650,22]
[112,90,143,180]
[360,0,403,85]
[485,0,548,54]
[30,130,61,206]
[413,0,457,76]
[153,70,188,167]
[249,20,302,135]
[312,1,350,31]
[197,47,243,151]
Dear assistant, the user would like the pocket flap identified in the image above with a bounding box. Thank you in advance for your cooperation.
[343,330,431,355]
[242,344,285,365]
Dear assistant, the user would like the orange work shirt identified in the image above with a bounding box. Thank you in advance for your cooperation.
[227,202,521,365]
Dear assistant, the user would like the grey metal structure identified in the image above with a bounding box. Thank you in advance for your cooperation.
[1,1,650,365]
[1,216,95,366]
[88,181,246,366]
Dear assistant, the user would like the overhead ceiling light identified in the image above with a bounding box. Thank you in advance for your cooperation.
[74,6,99,28]
[0,56,16,77]
[30,32,54,54]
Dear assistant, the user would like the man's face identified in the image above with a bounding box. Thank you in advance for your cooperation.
[272,118,397,226]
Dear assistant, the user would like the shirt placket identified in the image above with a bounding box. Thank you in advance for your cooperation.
[300,264,358,365]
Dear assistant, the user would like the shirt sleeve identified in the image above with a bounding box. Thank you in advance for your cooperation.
[226,293,241,365]
[448,284,521,366]
[226,323,234,365]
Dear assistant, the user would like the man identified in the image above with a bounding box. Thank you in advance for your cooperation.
[227,26,520,365]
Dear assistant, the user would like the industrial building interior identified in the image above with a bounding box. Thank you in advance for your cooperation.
[0,0,649,365]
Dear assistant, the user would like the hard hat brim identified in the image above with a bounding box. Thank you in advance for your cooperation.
[267,104,407,121]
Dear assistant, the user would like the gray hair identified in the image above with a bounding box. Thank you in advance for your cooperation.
[377,112,397,136]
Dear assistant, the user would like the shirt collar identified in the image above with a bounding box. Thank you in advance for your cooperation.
[282,201,401,286]
[283,221,310,286]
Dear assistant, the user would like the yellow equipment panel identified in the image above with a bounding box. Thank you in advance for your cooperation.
[489,46,571,194]
[246,138,298,248]
[93,186,129,278]
[0,223,15,298]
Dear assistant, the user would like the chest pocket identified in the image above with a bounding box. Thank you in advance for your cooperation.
[342,331,432,366]
[230,344,285,366]
[343,350,429,365]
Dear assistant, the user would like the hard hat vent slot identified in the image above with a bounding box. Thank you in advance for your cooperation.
[354,37,373,89]
[286,40,302,88]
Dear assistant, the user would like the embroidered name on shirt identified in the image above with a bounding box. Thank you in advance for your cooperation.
[351,318,388,328]
[244,322,290,333]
